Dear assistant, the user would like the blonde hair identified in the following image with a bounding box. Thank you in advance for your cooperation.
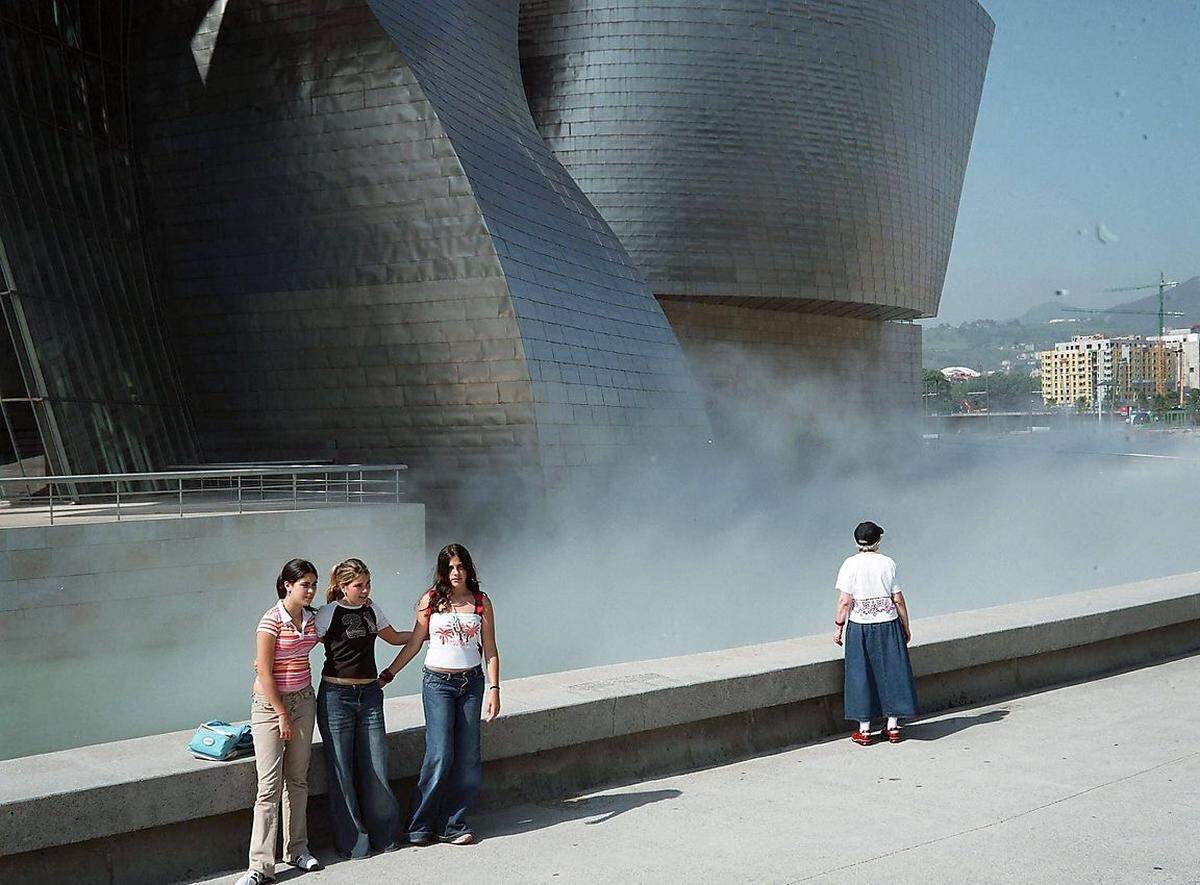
[327,557,370,604]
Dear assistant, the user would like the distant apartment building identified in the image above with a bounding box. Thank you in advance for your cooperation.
[1039,335,1181,407]
[1149,327,1200,393]
[1039,336,1116,407]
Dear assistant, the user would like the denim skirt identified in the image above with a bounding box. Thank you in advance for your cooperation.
[843,618,918,721]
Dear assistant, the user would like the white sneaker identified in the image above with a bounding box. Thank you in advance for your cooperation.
[287,852,322,872]
[234,872,272,885]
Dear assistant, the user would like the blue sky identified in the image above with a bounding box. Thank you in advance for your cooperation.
[934,0,1200,324]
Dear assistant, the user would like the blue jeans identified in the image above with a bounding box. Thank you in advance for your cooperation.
[316,681,399,857]
[406,666,484,840]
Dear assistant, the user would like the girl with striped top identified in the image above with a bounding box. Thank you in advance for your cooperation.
[236,560,323,885]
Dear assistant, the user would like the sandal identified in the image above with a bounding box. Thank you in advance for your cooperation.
[850,730,874,746]
[885,728,902,743]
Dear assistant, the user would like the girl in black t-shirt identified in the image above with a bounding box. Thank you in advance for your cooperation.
[314,558,410,859]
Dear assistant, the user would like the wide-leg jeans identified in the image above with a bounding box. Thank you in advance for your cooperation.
[316,681,399,857]
[406,666,484,841]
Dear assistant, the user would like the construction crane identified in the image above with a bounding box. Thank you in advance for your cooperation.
[1061,272,1183,401]
[1061,272,1181,336]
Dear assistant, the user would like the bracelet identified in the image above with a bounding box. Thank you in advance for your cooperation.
[834,620,845,627]
[378,668,395,684]
[487,685,500,692]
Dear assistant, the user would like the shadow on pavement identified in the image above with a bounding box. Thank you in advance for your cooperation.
[904,708,1010,740]
[483,789,683,838]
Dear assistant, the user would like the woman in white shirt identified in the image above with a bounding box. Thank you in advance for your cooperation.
[379,543,500,845]
[833,521,917,745]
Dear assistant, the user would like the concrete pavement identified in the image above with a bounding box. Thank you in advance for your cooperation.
[196,653,1200,885]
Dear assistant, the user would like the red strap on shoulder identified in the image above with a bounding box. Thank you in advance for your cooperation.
[474,591,485,616]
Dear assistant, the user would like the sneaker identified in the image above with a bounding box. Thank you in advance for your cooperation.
[286,852,322,871]
[850,730,875,746]
[406,832,435,846]
[885,727,903,743]
[235,872,272,885]
[440,832,475,845]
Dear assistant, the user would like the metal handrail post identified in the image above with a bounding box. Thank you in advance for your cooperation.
[237,475,242,514]
[115,483,121,521]
[178,478,184,517]
[48,481,54,525]
[292,473,298,510]
[394,468,400,503]
[324,472,329,504]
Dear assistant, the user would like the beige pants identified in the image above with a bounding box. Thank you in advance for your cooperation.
[248,685,317,874]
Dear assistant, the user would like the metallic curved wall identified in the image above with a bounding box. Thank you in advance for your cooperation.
[520,0,994,320]
[3,0,987,482]
[367,0,710,473]
[132,0,707,480]
[133,0,540,475]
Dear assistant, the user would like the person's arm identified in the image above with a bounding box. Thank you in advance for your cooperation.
[378,593,432,685]
[892,591,911,643]
[377,625,414,646]
[254,630,292,740]
[833,592,853,646]
[481,595,501,722]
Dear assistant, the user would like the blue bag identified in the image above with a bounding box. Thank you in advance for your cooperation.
[187,720,254,761]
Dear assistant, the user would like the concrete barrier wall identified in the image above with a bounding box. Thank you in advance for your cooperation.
[2,572,1198,883]
[0,505,426,759]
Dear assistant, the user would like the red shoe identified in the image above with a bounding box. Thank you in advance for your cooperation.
[885,728,902,743]
[850,730,875,746]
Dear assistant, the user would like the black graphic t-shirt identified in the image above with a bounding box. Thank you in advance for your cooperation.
[315,601,389,679]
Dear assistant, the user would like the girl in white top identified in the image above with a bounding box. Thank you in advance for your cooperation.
[833,521,918,745]
[380,543,500,845]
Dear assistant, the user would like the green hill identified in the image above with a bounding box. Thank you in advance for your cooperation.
[923,276,1200,372]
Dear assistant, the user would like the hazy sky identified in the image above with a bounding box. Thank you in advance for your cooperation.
[935,0,1200,325]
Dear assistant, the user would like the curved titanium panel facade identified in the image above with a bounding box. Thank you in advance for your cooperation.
[134,0,706,478]
[520,0,994,320]
[367,0,710,472]
[133,0,543,474]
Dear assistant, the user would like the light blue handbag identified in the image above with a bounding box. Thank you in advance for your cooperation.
[187,720,254,761]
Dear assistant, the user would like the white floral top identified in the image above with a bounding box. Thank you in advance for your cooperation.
[835,552,901,624]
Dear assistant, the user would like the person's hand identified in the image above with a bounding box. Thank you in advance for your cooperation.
[278,711,293,741]
[484,688,500,722]
[833,626,843,646]
[377,667,395,687]
[903,627,912,645]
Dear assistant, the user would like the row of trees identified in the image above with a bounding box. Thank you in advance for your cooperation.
[921,370,1040,414]
[924,369,1200,416]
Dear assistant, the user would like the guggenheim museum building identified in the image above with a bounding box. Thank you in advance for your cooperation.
[0,0,992,485]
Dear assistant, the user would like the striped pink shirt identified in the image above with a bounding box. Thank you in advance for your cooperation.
[256,602,320,693]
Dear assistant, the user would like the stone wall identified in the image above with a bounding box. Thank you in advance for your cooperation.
[0,505,424,760]
[2,573,1196,884]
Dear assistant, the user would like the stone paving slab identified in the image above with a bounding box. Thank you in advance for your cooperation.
[195,653,1200,885]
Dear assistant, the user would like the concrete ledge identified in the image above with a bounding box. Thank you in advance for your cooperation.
[2,573,1199,882]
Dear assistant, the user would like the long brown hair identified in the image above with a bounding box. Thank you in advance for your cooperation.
[327,557,370,604]
[422,543,481,615]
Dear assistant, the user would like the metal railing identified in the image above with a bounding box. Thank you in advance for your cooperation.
[0,463,410,526]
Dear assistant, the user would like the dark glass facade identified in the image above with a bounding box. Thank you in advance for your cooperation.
[0,1,196,475]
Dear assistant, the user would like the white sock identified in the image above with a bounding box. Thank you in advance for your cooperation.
[859,720,871,733]
[887,716,899,730]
